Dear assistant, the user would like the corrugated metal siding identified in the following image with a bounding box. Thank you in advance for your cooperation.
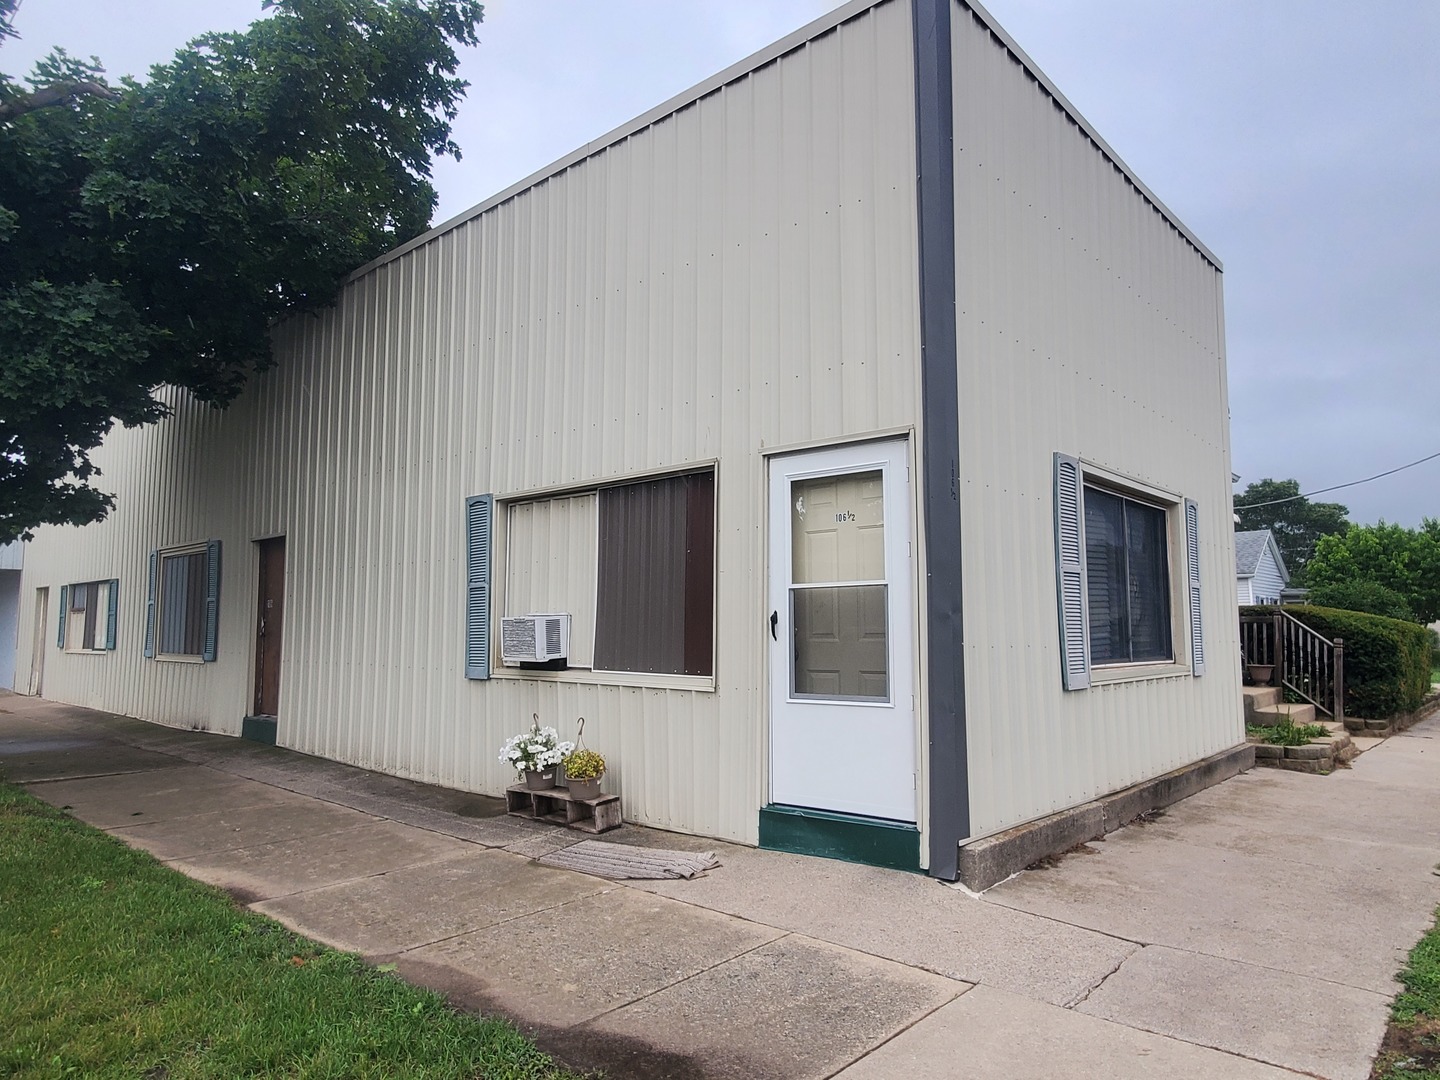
[11,386,259,729]
[949,1,1241,840]
[13,0,921,846]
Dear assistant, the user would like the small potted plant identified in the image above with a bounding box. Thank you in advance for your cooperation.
[562,748,606,800]
[1247,662,1276,686]
[499,714,574,790]
[561,716,606,800]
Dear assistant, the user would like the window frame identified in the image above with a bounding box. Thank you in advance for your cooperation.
[61,579,116,654]
[489,465,719,690]
[1082,482,1175,669]
[1054,455,1200,689]
[148,541,221,664]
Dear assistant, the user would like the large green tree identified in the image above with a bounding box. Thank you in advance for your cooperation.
[0,0,483,543]
[1306,520,1440,625]
[1233,478,1350,582]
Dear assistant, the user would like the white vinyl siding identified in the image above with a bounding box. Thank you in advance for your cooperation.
[1250,547,1286,604]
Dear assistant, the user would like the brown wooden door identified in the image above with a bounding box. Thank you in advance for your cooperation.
[254,538,285,717]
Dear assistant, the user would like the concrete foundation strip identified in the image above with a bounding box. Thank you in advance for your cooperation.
[537,840,720,880]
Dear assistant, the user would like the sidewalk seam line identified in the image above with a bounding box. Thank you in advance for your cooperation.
[571,931,794,1029]
[816,985,972,1080]
[388,884,622,955]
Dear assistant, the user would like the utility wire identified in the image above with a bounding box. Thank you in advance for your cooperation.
[1236,449,1440,509]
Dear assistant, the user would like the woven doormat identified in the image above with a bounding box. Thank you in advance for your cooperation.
[537,840,720,880]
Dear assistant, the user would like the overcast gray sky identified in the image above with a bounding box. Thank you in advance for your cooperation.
[6,0,1437,526]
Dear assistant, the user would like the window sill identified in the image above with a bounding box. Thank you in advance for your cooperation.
[62,648,108,656]
[154,654,206,665]
[1090,661,1190,685]
[489,667,716,693]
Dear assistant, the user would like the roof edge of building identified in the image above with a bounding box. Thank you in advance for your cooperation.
[348,0,1221,285]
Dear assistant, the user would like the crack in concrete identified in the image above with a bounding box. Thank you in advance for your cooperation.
[1064,949,1133,1008]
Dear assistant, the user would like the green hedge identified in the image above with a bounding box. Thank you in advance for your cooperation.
[1242,605,1433,719]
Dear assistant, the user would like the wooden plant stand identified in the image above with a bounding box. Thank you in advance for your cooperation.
[505,783,622,834]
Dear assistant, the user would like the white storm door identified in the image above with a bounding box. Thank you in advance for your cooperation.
[768,439,916,822]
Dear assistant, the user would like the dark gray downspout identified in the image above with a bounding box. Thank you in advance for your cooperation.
[912,0,969,880]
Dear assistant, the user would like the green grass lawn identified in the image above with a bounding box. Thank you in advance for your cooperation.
[1373,906,1440,1079]
[0,781,583,1080]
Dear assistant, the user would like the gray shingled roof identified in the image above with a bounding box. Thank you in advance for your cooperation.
[1234,529,1289,581]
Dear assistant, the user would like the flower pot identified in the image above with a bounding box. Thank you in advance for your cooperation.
[566,774,603,800]
[1247,663,1276,686]
[524,768,557,790]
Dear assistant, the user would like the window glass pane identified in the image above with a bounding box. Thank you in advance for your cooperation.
[791,471,884,584]
[1085,487,1173,665]
[594,471,714,676]
[1126,501,1171,661]
[185,553,207,655]
[83,582,100,650]
[1084,489,1128,664]
[792,584,888,700]
[505,495,598,667]
[159,552,205,656]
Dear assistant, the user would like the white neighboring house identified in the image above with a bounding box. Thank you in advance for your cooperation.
[0,541,20,690]
[1235,530,1289,606]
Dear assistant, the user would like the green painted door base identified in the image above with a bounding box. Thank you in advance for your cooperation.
[759,805,921,872]
[240,715,278,745]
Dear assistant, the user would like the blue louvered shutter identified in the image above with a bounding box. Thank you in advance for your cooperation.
[203,540,221,662]
[144,551,158,658]
[1053,453,1090,690]
[105,579,119,650]
[57,585,68,648]
[1185,499,1205,676]
[465,494,494,680]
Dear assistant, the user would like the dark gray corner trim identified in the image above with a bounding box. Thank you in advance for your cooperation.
[912,0,968,881]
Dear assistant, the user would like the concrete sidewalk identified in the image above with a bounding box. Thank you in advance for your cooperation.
[4,691,1438,1079]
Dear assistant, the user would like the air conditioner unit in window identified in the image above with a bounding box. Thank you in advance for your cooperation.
[500,613,571,668]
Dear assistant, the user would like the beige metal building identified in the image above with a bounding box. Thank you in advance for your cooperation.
[12,0,1241,880]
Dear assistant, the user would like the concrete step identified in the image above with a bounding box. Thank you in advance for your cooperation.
[1238,694,1284,711]
[1250,701,1317,728]
[1242,686,1282,723]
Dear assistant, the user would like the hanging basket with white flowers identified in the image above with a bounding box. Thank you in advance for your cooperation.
[499,714,574,790]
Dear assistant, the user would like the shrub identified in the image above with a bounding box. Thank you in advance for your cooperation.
[1244,605,1433,719]
[1306,580,1416,622]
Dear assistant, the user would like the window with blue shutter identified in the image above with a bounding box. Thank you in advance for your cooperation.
[1186,499,1205,676]
[465,494,494,680]
[146,541,221,661]
[1055,454,1200,685]
[106,579,119,650]
[204,540,221,662]
[144,551,159,658]
[1053,454,1090,690]
[58,579,117,652]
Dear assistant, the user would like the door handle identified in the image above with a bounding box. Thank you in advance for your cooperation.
[770,611,779,640]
